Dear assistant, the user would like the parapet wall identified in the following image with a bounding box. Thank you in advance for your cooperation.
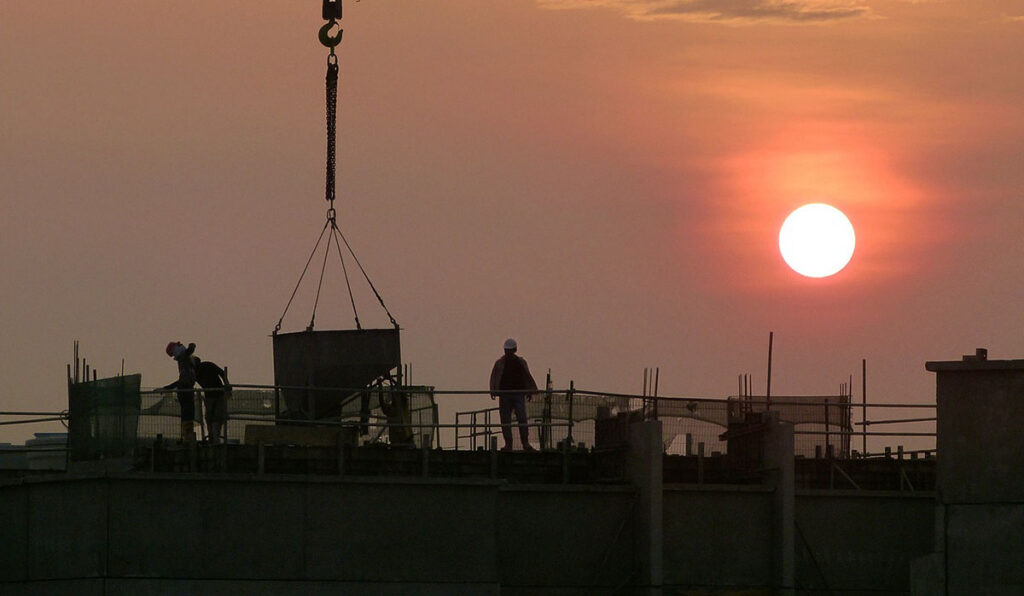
[0,472,934,595]
[0,474,634,595]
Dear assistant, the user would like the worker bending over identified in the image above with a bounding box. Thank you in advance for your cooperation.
[194,357,231,445]
[164,341,196,443]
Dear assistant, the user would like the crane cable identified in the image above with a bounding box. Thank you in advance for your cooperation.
[274,0,397,335]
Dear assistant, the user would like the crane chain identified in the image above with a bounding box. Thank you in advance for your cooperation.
[325,55,339,211]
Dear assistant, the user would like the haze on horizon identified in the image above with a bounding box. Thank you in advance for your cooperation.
[2,0,1023,443]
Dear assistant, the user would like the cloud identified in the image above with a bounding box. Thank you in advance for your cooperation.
[537,0,872,23]
[1003,14,1024,23]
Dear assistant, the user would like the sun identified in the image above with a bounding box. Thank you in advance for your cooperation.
[778,203,856,278]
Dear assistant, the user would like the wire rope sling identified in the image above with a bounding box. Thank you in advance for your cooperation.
[271,0,402,421]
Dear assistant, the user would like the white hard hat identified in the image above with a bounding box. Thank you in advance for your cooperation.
[503,338,517,351]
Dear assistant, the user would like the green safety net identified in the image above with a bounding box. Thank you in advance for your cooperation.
[68,374,141,461]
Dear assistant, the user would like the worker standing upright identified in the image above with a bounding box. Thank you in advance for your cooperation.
[489,338,538,451]
[164,341,197,443]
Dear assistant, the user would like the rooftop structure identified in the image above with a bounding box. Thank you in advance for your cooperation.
[0,348,967,595]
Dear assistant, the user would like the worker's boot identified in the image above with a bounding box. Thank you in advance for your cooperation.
[520,429,535,451]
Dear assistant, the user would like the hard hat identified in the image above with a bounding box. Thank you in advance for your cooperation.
[503,338,517,351]
[166,341,177,357]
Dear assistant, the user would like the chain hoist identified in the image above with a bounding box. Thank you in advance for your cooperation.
[273,0,398,335]
[320,0,343,223]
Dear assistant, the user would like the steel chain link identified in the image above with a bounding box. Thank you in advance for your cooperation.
[325,54,339,207]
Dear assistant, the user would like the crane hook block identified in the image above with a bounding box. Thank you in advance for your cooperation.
[319,21,343,48]
[322,0,342,21]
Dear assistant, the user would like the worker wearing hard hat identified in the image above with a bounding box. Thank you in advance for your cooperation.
[163,341,197,442]
[489,338,538,451]
[193,356,231,445]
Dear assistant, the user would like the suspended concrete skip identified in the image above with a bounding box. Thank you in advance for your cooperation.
[272,328,401,420]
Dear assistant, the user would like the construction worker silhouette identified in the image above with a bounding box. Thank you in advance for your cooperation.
[193,356,231,445]
[489,338,537,451]
[163,341,196,442]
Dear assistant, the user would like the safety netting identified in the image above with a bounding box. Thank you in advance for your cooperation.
[739,395,853,457]
[137,385,437,448]
[459,390,851,456]
[68,374,141,461]
[138,387,276,443]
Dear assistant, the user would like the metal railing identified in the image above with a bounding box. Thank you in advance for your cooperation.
[50,379,939,459]
[131,385,583,451]
[452,392,937,458]
[0,411,71,471]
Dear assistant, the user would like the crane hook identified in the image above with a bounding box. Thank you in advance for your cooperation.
[319,21,343,49]
[320,0,343,48]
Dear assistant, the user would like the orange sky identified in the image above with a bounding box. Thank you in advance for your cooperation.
[2,1,1023,442]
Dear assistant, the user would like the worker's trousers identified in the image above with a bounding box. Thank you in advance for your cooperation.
[498,395,530,448]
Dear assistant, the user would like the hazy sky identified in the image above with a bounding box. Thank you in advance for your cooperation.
[2,1,1022,442]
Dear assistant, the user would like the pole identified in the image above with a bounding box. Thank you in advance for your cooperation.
[861,359,867,456]
[824,398,830,457]
[766,332,774,411]
[848,373,853,456]
[567,380,575,445]
[653,367,660,420]
[543,370,552,450]
[274,386,281,423]
[643,368,649,418]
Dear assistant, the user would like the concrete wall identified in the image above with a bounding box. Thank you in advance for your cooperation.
[0,474,502,593]
[0,474,636,595]
[662,487,935,593]
[932,366,1024,503]
[1,473,942,595]
[946,503,1024,593]
[663,485,774,588]
[796,491,935,594]
[497,486,634,592]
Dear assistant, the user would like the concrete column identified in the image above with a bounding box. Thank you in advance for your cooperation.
[628,420,663,592]
[761,412,795,595]
[922,352,1024,593]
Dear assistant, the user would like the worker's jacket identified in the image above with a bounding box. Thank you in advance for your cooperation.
[489,353,538,399]
[165,343,196,389]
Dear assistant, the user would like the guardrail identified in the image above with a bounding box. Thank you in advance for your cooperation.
[140,385,570,450]
[452,393,936,458]
[55,380,938,458]
[0,411,71,471]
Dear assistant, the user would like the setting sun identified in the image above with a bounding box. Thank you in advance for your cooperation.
[779,203,856,278]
